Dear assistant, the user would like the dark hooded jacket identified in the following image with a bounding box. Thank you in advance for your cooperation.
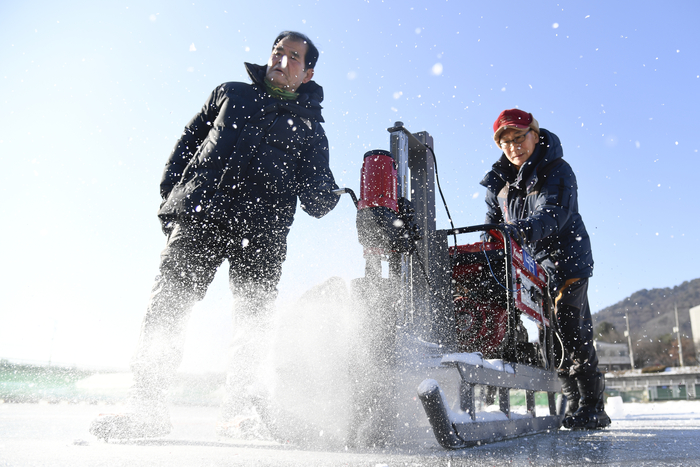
[157,62,338,233]
[480,128,593,289]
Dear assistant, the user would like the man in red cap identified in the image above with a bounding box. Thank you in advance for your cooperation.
[480,109,610,429]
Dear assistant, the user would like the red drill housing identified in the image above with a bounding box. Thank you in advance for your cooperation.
[358,150,398,212]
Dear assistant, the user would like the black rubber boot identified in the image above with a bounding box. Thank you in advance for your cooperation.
[562,371,611,429]
[558,371,580,418]
[594,382,612,428]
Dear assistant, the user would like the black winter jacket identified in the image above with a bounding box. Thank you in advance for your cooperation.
[480,128,593,289]
[158,62,338,233]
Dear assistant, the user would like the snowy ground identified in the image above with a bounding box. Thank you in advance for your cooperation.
[2,399,699,466]
[607,398,700,420]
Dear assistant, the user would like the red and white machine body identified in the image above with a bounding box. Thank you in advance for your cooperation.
[338,123,562,450]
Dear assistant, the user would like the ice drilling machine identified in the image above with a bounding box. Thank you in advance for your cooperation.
[335,123,566,449]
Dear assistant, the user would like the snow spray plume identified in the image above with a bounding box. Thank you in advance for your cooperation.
[259,276,354,449]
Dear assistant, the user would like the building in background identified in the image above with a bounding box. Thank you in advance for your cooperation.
[595,341,633,372]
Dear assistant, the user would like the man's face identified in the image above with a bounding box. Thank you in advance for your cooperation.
[498,128,538,168]
[265,38,314,92]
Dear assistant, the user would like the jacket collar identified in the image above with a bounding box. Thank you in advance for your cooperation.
[245,62,325,122]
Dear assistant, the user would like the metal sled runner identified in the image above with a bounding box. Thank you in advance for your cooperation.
[420,355,563,449]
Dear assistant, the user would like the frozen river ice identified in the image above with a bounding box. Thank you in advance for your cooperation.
[1,400,700,466]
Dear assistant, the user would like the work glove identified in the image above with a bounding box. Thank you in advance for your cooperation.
[499,222,524,244]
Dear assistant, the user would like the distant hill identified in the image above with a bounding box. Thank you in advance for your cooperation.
[593,278,700,342]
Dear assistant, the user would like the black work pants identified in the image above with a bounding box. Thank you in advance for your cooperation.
[555,278,599,380]
[130,218,288,407]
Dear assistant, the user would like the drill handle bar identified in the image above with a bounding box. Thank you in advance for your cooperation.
[333,187,359,209]
[447,223,516,259]
[447,223,519,244]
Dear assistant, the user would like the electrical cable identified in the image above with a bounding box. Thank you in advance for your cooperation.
[479,239,522,294]
[426,146,458,248]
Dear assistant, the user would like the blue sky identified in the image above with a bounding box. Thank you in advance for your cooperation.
[1,0,699,369]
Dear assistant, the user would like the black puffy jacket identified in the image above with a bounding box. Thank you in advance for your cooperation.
[480,129,593,289]
[158,62,338,232]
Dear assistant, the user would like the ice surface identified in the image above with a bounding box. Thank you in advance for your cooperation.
[5,399,700,466]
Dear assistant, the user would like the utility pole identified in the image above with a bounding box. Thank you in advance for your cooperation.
[624,313,635,369]
[674,303,684,367]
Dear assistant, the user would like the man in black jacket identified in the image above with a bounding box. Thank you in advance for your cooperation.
[90,31,339,440]
[481,109,610,429]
